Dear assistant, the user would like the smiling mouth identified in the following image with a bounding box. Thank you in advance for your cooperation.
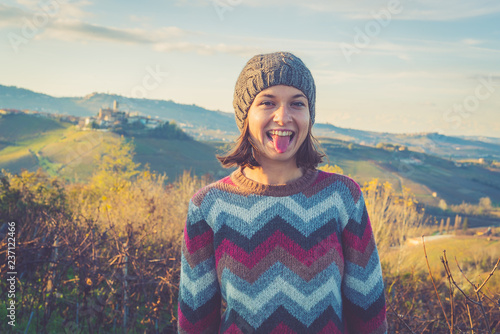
[266,130,295,153]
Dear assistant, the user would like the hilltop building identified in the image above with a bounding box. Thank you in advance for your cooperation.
[97,100,127,124]
[77,100,162,130]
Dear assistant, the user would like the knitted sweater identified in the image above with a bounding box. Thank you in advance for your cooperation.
[178,168,387,333]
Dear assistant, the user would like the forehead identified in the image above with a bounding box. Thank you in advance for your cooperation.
[255,85,305,98]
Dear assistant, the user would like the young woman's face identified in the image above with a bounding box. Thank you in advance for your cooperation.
[247,85,310,166]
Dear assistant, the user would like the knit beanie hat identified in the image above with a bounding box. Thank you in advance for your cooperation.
[233,51,316,132]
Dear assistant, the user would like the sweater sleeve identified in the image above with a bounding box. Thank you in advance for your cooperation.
[341,185,387,333]
[178,198,221,334]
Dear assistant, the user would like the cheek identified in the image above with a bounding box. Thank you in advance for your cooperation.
[298,113,311,132]
[247,113,268,140]
[296,114,311,144]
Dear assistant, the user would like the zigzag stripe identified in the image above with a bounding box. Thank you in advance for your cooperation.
[221,276,342,324]
[204,191,355,235]
[214,218,339,251]
[221,306,343,333]
[184,218,212,240]
[343,279,385,311]
[343,258,384,310]
[179,259,219,309]
[220,262,342,298]
[217,246,343,283]
[319,321,344,334]
[205,173,360,206]
[200,176,362,212]
[178,293,221,324]
[215,232,341,268]
[343,208,369,238]
[342,235,376,268]
[342,221,373,254]
[342,197,366,230]
[184,228,213,254]
[180,257,218,297]
[344,294,386,326]
[304,172,361,202]
[344,249,382,284]
[270,323,294,334]
[210,205,344,238]
[225,287,341,327]
[181,240,213,269]
[179,283,219,311]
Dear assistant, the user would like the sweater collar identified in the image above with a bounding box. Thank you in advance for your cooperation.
[230,167,318,197]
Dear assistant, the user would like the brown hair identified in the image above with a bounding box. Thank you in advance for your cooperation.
[217,120,325,170]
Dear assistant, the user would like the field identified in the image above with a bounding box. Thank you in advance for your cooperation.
[383,234,500,291]
[1,133,499,332]
[0,114,226,182]
[318,137,500,211]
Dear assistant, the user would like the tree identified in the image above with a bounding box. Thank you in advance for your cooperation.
[91,136,140,194]
[318,164,344,174]
[438,199,448,211]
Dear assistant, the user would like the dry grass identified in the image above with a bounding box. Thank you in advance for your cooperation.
[1,150,498,332]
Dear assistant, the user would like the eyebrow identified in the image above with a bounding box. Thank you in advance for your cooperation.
[259,93,307,99]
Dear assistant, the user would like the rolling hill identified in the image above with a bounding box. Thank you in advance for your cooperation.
[317,137,500,206]
[0,113,226,182]
[2,83,500,160]
[2,112,500,213]
[313,123,500,160]
[2,83,500,220]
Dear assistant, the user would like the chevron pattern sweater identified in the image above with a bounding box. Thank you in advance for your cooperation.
[178,168,387,333]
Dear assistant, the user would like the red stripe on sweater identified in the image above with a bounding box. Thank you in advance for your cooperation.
[342,223,373,253]
[177,306,219,333]
[215,231,342,268]
[347,306,387,333]
[270,323,297,334]
[318,320,343,334]
[184,229,214,254]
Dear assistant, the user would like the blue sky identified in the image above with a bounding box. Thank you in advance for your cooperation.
[0,0,499,137]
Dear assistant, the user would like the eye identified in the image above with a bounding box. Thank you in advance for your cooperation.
[291,101,307,108]
[259,101,275,106]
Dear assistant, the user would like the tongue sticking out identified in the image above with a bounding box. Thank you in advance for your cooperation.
[271,134,291,153]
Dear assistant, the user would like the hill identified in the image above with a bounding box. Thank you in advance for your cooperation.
[0,113,226,182]
[0,84,238,141]
[317,137,500,208]
[2,112,499,214]
[313,123,500,160]
[2,84,500,160]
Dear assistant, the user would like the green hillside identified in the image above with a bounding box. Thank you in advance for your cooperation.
[0,113,65,141]
[317,137,500,208]
[1,113,499,217]
[0,113,226,182]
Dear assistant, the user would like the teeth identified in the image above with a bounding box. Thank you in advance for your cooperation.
[268,130,293,136]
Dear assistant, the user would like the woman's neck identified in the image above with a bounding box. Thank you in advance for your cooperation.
[242,161,304,185]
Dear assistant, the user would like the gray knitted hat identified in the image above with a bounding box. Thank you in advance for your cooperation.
[233,51,316,132]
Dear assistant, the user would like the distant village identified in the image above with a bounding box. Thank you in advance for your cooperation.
[0,100,163,131]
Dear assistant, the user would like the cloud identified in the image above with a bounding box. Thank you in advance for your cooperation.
[0,1,92,28]
[0,4,26,26]
[38,20,189,44]
[462,39,484,46]
[153,42,259,56]
[1,1,254,57]
[234,0,500,21]
[314,69,465,85]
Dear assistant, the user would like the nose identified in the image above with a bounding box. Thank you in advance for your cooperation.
[273,104,292,125]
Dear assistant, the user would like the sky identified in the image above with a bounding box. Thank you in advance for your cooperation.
[0,0,499,138]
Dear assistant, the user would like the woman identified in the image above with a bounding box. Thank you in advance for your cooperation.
[178,52,387,333]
